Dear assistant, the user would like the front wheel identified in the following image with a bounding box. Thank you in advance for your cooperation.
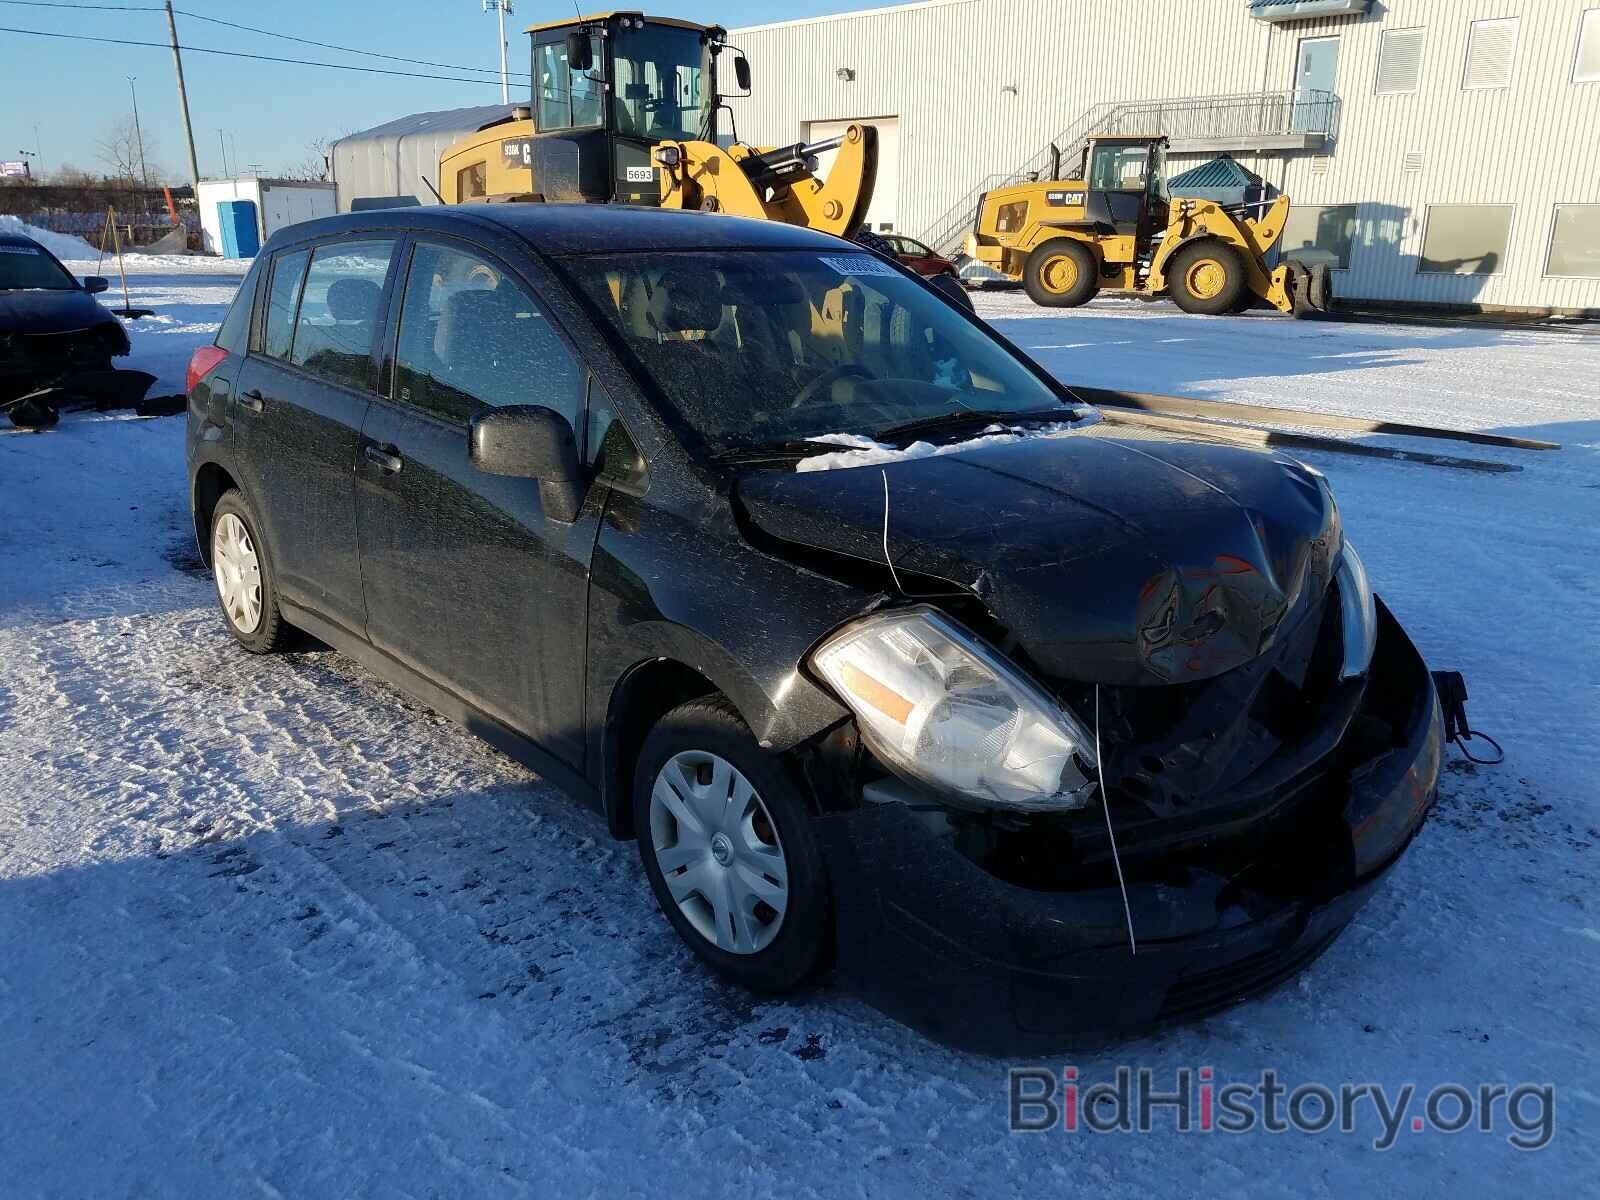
[1167,241,1247,315]
[1023,240,1099,308]
[634,696,830,992]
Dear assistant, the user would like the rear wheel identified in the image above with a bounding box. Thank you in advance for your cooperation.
[1167,241,1247,315]
[210,488,291,654]
[1023,240,1099,308]
[634,696,830,992]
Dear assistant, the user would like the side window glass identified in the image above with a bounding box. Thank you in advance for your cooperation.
[261,248,309,359]
[216,257,263,354]
[458,161,486,201]
[392,241,585,428]
[289,239,395,389]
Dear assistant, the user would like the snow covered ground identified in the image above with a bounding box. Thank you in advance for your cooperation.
[2,261,1596,1196]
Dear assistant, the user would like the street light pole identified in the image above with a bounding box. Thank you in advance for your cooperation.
[483,0,514,105]
[164,0,201,189]
[127,76,150,189]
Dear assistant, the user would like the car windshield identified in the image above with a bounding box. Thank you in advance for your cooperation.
[561,249,1070,457]
[0,243,76,290]
[611,24,713,142]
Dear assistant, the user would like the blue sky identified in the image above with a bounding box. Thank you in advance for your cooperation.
[1,0,894,182]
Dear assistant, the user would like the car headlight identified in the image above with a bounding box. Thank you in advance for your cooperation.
[810,607,1098,811]
[1337,540,1377,680]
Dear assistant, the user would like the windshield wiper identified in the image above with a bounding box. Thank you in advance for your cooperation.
[710,438,840,464]
[869,405,1074,444]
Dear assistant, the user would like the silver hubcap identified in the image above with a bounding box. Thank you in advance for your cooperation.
[212,512,263,634]
[649,750,789,955]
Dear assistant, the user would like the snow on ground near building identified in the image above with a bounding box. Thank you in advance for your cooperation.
[1,263,1596,1196]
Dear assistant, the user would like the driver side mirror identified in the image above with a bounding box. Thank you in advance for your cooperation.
[565,30,593,72]
[733,54,751,93]
[83,276,109,294]
[470,404,586,523]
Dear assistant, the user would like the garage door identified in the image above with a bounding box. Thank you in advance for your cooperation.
[804,116,898,233]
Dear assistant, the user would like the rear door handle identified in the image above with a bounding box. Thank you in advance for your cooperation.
[363,444,403,474]
[240,388,265,413]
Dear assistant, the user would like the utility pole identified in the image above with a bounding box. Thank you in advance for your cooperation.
[164,0,201,188]
[483,0,514,105]
[127,76,150,189]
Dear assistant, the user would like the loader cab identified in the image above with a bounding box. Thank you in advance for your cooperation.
[519,12,745,205]
[1081,136,1170,245]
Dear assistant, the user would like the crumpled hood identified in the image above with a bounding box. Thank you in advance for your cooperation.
[0,288,117,335]
[734,433,1341,686]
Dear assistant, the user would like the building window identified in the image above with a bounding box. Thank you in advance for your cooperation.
[1419,205,1513,275]
[1283,204,1360,270]
[1575,9,1600,83]
[1546,205,1600,277]
[1376,27,1424,94]
[1463,17,1518,90]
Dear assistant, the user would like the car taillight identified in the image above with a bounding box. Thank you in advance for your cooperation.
[186,344,229,394]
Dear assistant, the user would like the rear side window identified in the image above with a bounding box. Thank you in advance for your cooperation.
[289,239,395,389]
[215,258,263,354]
[261,248,309,359]
[392,240,584,427]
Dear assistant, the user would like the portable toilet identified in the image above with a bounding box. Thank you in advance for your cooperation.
[216,199,260,258]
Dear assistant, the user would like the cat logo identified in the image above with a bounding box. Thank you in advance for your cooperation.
[1044,191,1085,207]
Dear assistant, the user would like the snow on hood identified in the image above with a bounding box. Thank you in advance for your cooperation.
[794,409,1101,473]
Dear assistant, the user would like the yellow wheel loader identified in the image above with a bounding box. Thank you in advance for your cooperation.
[964,136,1333,316]
[436,11,878,240]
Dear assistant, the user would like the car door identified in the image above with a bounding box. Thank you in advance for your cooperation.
[231,236,398,633]
[355,235,596,767]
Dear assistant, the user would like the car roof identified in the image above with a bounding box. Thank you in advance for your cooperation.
[0,233,46,249]
[260,203,853,258]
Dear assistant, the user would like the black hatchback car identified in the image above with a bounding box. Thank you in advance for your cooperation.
[2,231,125,426]
[186,205,1442,1049]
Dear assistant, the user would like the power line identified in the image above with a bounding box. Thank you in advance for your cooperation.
[0,24,519,86]
[172,8,532,78]
[0,0,531,78]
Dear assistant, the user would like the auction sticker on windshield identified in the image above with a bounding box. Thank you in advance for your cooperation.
[818,254,900,277]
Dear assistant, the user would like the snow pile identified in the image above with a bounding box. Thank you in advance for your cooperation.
[0,214,100,261]
[795,412,1099,472]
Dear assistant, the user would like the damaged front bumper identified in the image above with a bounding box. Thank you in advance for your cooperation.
[815,598,1443,1052]
[0,322,132,410]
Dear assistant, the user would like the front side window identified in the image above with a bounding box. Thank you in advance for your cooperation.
[611,23,710,141]
[535,36,604,131]
[0,242,76,291]
[561,249,1067,459]
[1089,144,1148,191]
[393,241,584,427]
[261,248,309,359]
[1419,205,1513,275]
[289,240,395,389]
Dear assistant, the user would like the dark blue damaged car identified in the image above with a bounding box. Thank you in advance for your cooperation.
[185,203,1442,1051]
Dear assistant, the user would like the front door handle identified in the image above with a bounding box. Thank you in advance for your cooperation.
[239,388,265,413]
[363,444,403,474]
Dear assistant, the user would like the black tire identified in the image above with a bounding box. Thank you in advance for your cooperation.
[1023,239,1099,308]
[928,270,975,313]
[7,397,59,429]
[634,695,831,992]
[209,487,292,654]
[1167,241,1247,315]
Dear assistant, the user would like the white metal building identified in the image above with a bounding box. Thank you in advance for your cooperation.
[728,0,1600,312]
[194,177,336,257]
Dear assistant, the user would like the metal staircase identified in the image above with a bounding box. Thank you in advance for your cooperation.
[919,89,1339,257]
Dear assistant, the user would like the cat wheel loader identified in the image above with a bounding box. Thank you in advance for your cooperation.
[964,136,1333,316]
[437,12,877,238]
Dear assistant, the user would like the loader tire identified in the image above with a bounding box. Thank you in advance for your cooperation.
[1023,240,1098,308]
[1168,241,1246,316]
